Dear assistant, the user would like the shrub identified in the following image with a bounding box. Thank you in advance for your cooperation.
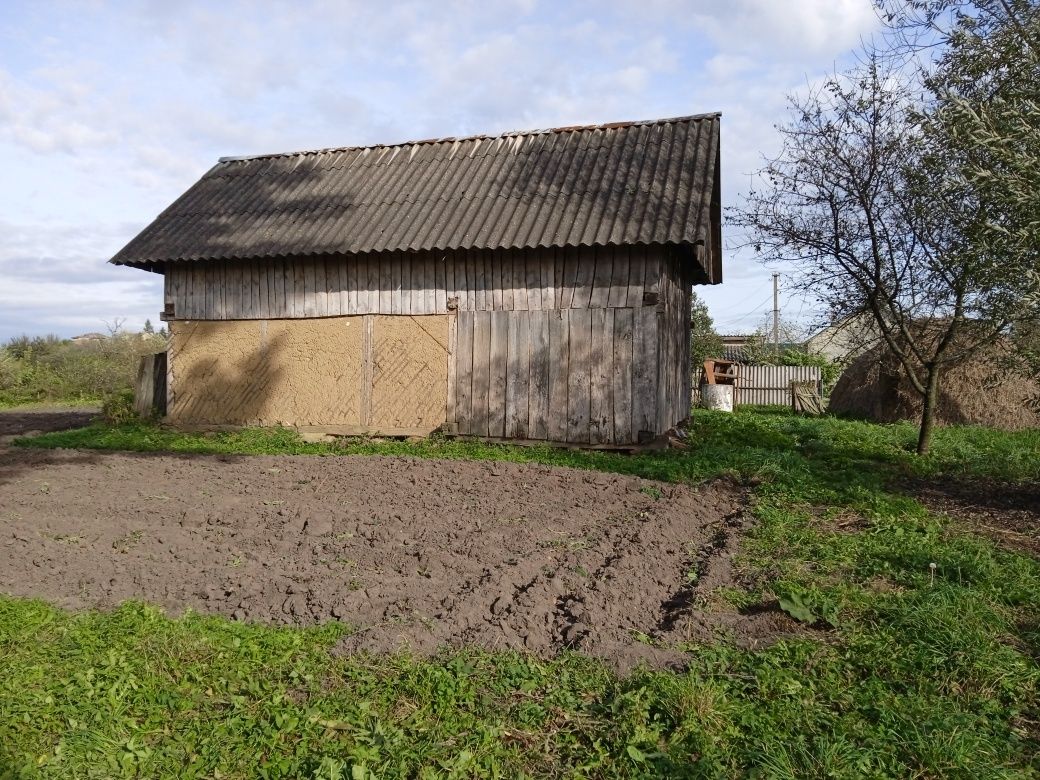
[0,332,167,407]
[100,389,139,424]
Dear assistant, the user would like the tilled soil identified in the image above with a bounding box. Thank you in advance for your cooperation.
[0,406,97,443]
[0,446,795,670]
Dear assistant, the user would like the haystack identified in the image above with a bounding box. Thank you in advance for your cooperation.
[829,343,1040,430]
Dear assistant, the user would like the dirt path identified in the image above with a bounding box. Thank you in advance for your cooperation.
[0,447,795,670]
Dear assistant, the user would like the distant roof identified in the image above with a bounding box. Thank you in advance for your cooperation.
[110,113,722,278]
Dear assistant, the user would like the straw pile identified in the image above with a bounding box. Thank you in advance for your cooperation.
[829,343,1040,430]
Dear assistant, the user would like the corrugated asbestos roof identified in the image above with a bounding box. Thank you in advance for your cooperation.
[111,113,721,274]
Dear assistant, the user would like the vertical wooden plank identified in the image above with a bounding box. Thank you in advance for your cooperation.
[367,257,380,315]
[446,314,458,425]
[590,308,613,443]
[184,264,195,319]
[356,258,370,315]
[269,259,283,318]
[219,261,228,319]
[553,248,565,309]
[471,311,491,436]
[194,264,205,319]
[346,257,358,315]
[632,304,659,440]
[208,261,218,319]
[174,265,186,319]
[302,258,316,317]
[170,266,183,319]
[607,246,631,308]
[627,245,646,307]
[163,270,173,312]
[456,311,474,434]
[361,315,373,425]
[657,267,672,432]
[528,309,550,439]
[351,257,363,315]
[219,260,229,319]
[282,261,294,318]
[512,251,527,311]
[198,264,208,319]
[390,253,402,315]
[505,310,530,438]
[259,260,272,319]
[589,246,613,309]
[566,308,592,443]
[560,246,577,308]
[523,252,539,311]
[337,258,351,317]
[249,260,261,318]
[643,246,661,299]
[436,254,448,313]
[612,308,634,444]
[230,262,244,319]
[474,251,486,312]
[425,254,436,314]
[539,250,553,312]
[492,250,505,311]
[456,252,469,311]
[547,309,568,441]
[326,258,341,317]
[408,255,422,314]
[488,310,508,437]
[379,254,392,314]
[571,247,596,309]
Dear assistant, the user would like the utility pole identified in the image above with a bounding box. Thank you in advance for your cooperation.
[772,273,780,357]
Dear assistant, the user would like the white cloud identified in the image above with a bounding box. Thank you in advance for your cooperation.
[0,0,878,339]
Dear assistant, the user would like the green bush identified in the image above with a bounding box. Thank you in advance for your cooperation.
[101,389,139,424]
[0,332,166,407]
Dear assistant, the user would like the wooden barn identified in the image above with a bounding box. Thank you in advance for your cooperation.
[112,113,722,445]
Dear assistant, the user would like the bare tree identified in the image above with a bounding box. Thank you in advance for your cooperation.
[731,56,1036,454]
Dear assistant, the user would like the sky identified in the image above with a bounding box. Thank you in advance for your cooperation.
[0,0,881,341]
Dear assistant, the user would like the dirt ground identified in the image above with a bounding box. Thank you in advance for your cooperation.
[0,406,97,443]
[0,431,800,670]
[903,476,1040,558]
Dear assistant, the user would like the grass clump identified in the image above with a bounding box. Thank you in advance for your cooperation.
[5,409,1040,776]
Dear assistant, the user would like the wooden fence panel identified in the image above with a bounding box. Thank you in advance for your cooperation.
[693,365,823,407]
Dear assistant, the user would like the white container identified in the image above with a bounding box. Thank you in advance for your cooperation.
[701,384,734,412]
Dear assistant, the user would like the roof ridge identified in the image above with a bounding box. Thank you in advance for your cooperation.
[217,112,721,164]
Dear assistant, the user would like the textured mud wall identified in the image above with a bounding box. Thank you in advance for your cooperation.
[168,316,449,430]
[370,316,449,429]
[168,319,364,426]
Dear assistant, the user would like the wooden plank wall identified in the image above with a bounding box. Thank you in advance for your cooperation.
[163,243,700,445]
[451,307,662,445]
[165,246,662,320]
[654,251,694,433]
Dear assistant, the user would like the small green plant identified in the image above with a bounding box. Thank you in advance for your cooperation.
[639,485,663,500]
[101,389,138,424]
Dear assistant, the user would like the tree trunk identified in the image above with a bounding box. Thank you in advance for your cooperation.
[917,364,941,455]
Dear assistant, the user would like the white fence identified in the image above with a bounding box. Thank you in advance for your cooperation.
[694,365,823,407]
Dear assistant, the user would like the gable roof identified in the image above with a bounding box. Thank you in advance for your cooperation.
[111,113,721,280]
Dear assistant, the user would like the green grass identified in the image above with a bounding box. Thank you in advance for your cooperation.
[4,410,1039,777]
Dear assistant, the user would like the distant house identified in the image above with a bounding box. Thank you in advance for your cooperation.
[717,334,801,364]
[805,314,879,365]
[111,114,723,445]
[70,332,107,344]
